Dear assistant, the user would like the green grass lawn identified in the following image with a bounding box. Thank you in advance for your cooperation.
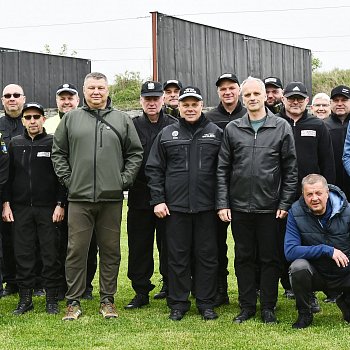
[1,201,350,349]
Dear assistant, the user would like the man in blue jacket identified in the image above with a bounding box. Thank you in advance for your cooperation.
[285,174,350,329]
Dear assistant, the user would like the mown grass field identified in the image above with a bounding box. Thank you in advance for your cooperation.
[0,201,350,350]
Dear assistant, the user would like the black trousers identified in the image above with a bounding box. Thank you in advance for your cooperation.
[217,218,230,280]
[232,211,280,312]
[57,208,98,292]
[166,211,218,312]
[12,205,61,289]
[1,222,17,285]
[290,259,350,311]
[127,208,167,295]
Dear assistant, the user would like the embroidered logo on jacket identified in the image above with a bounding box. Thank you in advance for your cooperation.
[172,131,179,139]
[37,152,51,157]
[301,130,316,137]
[202,133,215,138]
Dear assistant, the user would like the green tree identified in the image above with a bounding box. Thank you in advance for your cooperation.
[109,71,143,110]
[312,68,350,96]
[312,54,322,72]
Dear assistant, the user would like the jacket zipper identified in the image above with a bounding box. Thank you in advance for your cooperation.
[29,140,33,206]
[249,131,258,211]
[93,113,99,201]
[100,126,103,147]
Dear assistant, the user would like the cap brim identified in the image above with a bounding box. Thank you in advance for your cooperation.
[284,92,308,98]
[141,92,164,97]
[331,93,350,99]
[163,83,181,90]
[178,93,203,101]
[56,88,78,95]
[216,78,239,86]
[265,83,282,89]
[23,107,44,115]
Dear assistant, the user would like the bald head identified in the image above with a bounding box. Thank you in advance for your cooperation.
[1,84,26,118]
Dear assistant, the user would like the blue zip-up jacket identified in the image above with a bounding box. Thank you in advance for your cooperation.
[285,184,350,279]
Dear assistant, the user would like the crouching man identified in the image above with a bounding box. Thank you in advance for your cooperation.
[285,174,350,328]
[2,102,66,315]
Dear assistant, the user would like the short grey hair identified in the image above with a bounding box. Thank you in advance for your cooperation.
[312,93,330,105]
[240,76,265,95]
[84,72,108,85]
[301,174,328,192]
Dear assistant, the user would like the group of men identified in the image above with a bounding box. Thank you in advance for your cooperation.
[1,71,350,330]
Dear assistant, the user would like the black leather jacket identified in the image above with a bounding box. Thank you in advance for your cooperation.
[216,110,298,213]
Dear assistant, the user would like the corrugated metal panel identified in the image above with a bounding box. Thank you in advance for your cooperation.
[157,13,312,107]
[0,47,91,108]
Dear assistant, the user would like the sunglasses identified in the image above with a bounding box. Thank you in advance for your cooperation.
[23,114,42,120]
[3,93,23,99]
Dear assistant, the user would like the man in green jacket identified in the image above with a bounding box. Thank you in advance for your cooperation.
[52,72,143,321]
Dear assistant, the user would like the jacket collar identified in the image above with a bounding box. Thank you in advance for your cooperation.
[23,128,47,141]
[218,100,244,116]
[237,108,276,128]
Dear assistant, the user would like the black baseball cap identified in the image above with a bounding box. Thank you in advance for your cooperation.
[22,102,45,115]
[163,79,183,90]
[56,83,78,95]
[216,73,240,87]
[264,77,283,89]
[178,86,203,101]
[283,82,308,98]
[330,85,350,99]
[141,81,163,97]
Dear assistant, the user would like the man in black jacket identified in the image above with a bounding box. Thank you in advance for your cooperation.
[2,102,66,315]
[217,77,298,324]
[206,73,246,307]
[324,85,350,200]
[0,84,26,297]
[277,82,336,306]
[162,79,182,118]
[125,81,177,309]
[146,86,222,321]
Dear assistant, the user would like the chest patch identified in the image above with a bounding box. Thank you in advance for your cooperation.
[37,152,51,157]
[301,130,316,137]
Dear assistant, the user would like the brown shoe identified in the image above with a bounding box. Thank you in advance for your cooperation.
[62,301,82,321]
[100,301,118,319]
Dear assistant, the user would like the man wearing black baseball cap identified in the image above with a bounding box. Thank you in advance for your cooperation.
[206,73,246,307]
[125,81,177,310]
[277,81,336,320]
[263,77,284,114]
[3,102,66,315]
[146,86,222,321]
[325,85,350,201]
[163,79,182,118]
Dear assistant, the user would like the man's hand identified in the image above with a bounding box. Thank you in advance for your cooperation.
[154,203,170,219]
[2,202,14,222]
[332,248,349,268]
[276,209,288,219]
[52,206,65,223]
[218,208,231,222]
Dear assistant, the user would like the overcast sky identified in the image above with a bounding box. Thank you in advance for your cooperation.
[1,0,349,84]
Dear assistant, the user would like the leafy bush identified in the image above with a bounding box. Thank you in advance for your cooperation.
[312,68,350,97]
[109,71,143,110]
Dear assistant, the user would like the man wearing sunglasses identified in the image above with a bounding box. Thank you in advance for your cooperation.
[2,102,66,315]
[0,84,26,298]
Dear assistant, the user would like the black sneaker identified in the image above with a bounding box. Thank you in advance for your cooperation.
[199,308,218,320]
[261,309,277,324]
[233,309,255,323]
[154,283,168,300]
[310,294,321,313]
[33,288,45,297]
[169,309,186,321]
[292,311,313,329]
[124,294,149,309]
[82,288,93,300]
[284,289,295,299]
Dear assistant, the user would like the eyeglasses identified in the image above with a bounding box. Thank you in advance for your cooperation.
[23,114,42,120]
[3,93,23,99]
[287,96,306,103]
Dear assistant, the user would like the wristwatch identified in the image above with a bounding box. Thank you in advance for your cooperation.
[56,201,65,208]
